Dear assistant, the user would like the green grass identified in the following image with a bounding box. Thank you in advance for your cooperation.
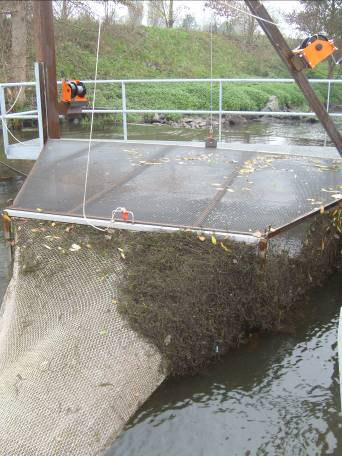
[15,20,342,115]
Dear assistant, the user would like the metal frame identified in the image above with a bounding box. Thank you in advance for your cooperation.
[0,63,44,159]
[1,73,342,158]
[4,209,260,244]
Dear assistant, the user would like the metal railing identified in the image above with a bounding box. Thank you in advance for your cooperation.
[1,72,342,153]
[0,63,44,158]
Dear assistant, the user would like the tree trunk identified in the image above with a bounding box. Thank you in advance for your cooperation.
[167,0,174,28]
[246,16,255,45]
[10,0,27,103]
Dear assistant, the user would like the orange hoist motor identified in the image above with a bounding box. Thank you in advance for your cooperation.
[292,34,337,69]
[61,79,88,106]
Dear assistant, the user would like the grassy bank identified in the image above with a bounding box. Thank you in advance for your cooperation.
[16,21,340,115]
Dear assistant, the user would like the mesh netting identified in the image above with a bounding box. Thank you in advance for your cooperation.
[0,208,340,453]
[0,222,165,455]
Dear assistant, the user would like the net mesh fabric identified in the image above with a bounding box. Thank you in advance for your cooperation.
[0,223,165,455]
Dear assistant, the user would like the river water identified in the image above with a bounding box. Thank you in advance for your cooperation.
[1,119,342,455]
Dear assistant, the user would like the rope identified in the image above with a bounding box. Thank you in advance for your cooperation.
[0,159,27,177]
[225,3,277,26]
[82,18,107,232]
[6,87,23,114]
[0,118,31,146]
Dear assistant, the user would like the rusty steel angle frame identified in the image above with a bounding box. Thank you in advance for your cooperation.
[33,0,60,140]
[245,0,342,157]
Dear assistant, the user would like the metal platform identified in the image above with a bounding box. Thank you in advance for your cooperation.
[7,139,342,237]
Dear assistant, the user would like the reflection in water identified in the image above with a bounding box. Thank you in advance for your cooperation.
[61,117,341,147]
[108,275,342,456]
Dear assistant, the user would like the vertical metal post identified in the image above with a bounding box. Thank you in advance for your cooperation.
[0,86,9,155]
[34,63,44,149]
[33,0,60,140]
[324,81,332,147]
[121,81,128,141]
[219,81,222,143]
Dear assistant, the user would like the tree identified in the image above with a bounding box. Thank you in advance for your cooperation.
[148,0,175,28]
[206,0,257,45]
[126,1,144,26]
[289,0,342,77]
[182,14,197,30]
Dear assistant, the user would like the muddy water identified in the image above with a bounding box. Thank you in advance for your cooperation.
[1,119,342,455]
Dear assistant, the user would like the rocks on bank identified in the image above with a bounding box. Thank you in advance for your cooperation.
[142,96,310,129]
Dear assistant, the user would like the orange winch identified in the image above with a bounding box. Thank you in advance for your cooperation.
[61,79,88,105]
[292,34,337,69]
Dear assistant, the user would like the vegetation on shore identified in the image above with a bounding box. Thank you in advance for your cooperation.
[53,21,341,115]
[4,19,342,118]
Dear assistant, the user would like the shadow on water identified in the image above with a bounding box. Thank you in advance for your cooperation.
[107,275,342,456]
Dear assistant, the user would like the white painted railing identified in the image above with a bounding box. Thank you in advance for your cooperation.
[0,69,341,157]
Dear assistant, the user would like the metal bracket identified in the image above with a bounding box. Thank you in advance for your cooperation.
[109,207,135,227]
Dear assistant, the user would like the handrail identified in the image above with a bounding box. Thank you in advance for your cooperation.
[1,77,342,86]
[0,76,340,147]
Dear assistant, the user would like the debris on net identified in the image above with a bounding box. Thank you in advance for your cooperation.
[14,209,342,377]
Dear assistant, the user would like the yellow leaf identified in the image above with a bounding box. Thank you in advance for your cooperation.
[220,242,231,252]
[120,251,126,259]
[211,235,217,245]
[197,235,206,242]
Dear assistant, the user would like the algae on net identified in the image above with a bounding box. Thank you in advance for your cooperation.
[13,210,342,376]
[116,213,341,376]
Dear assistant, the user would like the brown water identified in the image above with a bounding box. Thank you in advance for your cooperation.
[1,119,342,455]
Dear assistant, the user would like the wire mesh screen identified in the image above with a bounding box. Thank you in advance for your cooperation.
[10,139,342,234]
[0,221,165,455]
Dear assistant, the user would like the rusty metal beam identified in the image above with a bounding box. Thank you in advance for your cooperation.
[33,0,60,140]
[245,0,342,157]
[266,199,342,239]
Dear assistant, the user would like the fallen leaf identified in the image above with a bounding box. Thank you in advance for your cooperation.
[320,205,325,214]
[43,244,51,250]
[69,243,81,252]
[36,208,43,212]
[197,235,206,242]
[164,335,171,346]
[220,242,231,252]
[211,235,217,245]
